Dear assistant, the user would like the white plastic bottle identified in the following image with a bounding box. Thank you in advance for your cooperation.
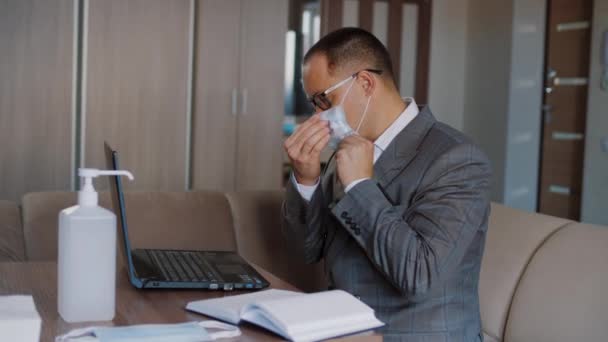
[58,168,133,323]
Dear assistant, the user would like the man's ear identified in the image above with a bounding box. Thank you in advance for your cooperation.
[358,70,376,97]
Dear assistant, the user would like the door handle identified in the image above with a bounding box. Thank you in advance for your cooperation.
[546,67,557,81]
[231,88,238,116]
[241,88,248,116]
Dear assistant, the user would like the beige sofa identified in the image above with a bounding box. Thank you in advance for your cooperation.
[1,191,607,341]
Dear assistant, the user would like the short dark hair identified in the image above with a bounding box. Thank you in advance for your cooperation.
[303,27,395,83]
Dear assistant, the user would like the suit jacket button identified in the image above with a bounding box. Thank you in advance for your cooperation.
[341,211,348,219]
[354,228,361,235]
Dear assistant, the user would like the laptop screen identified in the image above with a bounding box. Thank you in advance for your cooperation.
[104,142,136,276]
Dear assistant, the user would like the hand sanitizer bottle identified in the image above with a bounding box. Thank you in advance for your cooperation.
[58,168,133,323]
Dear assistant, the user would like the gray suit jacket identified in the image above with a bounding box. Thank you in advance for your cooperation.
[282,106,491,342]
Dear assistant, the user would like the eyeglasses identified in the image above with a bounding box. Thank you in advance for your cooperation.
[308,69,383,111]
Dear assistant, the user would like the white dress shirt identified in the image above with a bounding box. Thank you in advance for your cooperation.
[293,98,419,201]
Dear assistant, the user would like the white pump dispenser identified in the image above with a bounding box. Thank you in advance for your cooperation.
[58,168,133,323]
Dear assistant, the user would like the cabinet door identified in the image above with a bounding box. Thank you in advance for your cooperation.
[84,0,191,191]
[0,0,74,201]
[236,0,288,190]
[191,0,241,191]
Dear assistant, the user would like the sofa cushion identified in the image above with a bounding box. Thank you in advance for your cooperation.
[22,191,237,262]
[225,191,327,292]
[504,222,608,342]
[479,203,571,341]
[0,200,25,261]
[22,192,85,260]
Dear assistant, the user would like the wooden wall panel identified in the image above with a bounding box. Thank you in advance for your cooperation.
[236,0,287,190]
[358,0,374,32]
[0,0,74,201]
[84,0,190,191]
[191,0,241,192]
[321,0,344,35]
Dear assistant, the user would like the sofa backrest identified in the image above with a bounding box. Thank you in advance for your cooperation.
[21,191,237,262]
[22,192,93,261]
[0,200,25,261]
[503,221,608,342]
[479,203,572,342]
[225,191,327,292]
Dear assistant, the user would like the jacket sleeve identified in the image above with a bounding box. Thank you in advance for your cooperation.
[281,174,329,264]
[331,143,492,296]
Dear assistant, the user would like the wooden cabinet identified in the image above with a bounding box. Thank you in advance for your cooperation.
[0,0,287,200]
[0,0,74,201]
[193,0,287,191]
[84,0,191,191]
[191,0,241,191]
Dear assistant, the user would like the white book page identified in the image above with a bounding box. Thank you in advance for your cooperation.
[185,289,301,324]
[241,307,289,339]
[246,290,384,340]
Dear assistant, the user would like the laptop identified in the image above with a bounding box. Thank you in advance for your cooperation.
[104,142,270,291]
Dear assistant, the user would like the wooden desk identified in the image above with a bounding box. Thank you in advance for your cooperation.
[0,262,381,341]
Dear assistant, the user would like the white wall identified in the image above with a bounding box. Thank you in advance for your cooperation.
[581,0,608,225]
[502,0,546,211]
[427,0,469,131]
[462,0,514,202]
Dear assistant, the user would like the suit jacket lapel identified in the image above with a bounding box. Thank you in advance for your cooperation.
[373,106,436,189]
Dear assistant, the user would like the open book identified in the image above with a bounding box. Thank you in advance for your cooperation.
[185,289,384,342]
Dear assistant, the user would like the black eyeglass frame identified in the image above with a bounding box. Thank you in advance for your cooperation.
[308,69,383,111]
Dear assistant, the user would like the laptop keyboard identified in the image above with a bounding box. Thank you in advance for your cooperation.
[147,250,220,283]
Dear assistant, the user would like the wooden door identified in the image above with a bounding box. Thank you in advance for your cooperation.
[84,0,191,191]
[236,0,288,190]
[0,0,74,201]
[538,0,593,219]
[191,0,241,191]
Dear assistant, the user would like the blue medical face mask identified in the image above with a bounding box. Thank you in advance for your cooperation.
[55,320,241,342]
[319,78,372,150]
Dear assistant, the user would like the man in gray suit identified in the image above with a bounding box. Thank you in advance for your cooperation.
[282,28,491,341]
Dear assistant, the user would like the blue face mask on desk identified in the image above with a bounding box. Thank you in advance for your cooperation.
[55,320,241,342]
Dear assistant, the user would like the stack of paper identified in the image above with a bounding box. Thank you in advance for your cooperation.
[0,295,41,342]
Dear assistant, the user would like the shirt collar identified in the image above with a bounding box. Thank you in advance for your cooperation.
[373,97,419,153]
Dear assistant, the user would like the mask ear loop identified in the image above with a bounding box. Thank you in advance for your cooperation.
[355,95,372,133]
[339,77,356,106]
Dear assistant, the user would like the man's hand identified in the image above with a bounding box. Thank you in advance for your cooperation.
[284,114,331,185]
[336,135,374,187]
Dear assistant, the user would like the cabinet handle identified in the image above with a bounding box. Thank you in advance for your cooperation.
[241,88,248,116]
[231,88,238,116]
